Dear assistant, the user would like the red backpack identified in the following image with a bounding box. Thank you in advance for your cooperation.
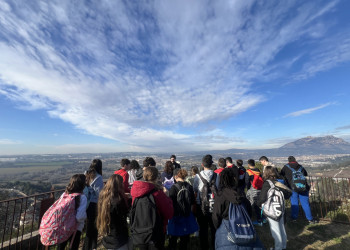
[39,193,80,246]
[247,169,263,190]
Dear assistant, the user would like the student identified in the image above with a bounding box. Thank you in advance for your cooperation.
[161,161,175,190]
[257,166,292,250]
[186,166,199,186]
[245,159,263,226]
[280,156,316,224]
[259,156,274,173]
[97,174,130,250]
[115,158,131,193]
[170,154,181,169]
[135,157,156,181]
[212,168,264,250]
[130,166,174,250]
[168,169,198,250]
[236,159,246,194]
[128,160,140,189]
[214,158,226,175]
[193,155,218,250]
[83,159,104,250]
[226,157,239,188]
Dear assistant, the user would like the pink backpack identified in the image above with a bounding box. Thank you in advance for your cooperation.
[39,193,80,246]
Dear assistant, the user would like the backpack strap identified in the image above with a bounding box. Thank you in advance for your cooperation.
[298,166,304,172]
[266,179,274,188]
[198,172,209,186]
[285,164,296,173]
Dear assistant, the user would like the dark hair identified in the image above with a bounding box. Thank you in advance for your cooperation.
[247,159,255,167]
[191,166,199,175]
[66,174,86,194]
[164,161,173,174]
[288,156,296,162]
[219,168,236,190]
[120,158,130,168]
[236,159,243,167]
[170,155,176,159]
[262,166,280,181]
[218,158,226,168]
[143,157,156,168]
[259,156,269,162]
[90,159,102,175]
[174,168,188,179]
[202,155,213,169]
[225,157,233,164]
[143,166,159,182]
[130,160,140,170]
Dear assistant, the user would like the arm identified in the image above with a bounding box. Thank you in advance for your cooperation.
[76,195,87,222]
[257,181,270,208]
[245,172,251,190]
[212,196,223,229]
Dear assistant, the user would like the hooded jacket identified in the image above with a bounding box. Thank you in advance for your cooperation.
[280,161,309,191]
[130,180,174,232]
[212,188,252,229]
[193,169,220,204]
[256,179,292,208]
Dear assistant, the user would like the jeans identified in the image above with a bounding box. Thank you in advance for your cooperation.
[290,191,313,221]
[267,216,287,250]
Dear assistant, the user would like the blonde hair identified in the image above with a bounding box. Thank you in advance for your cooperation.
[96,174,126,236]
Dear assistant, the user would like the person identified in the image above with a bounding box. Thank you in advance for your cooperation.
[236,159,246,194]
[130,166,174,249]
[128,160,140,189]
[186,166,199,185]
[257,166,292,250]
[97,174,130,250]
[226,157,239,188]
[135,157,156,181]
[259,156,274,173]
[55,174,87,250]
[161,161,174,190]
[214,158,226,175]
[115,158,131,193]
[168,169,198,250]
[212,168,264,250]
[170,154,181,169]
[83,159,104,250]
[245,159,263,226]
[280,156,316,224]
[193,155,218,250]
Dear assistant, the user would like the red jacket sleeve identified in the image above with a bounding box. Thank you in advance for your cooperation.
[153,190,174,232]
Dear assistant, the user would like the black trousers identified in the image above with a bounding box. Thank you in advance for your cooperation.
[83,202,98,250]
[168,234,190,250]
[195,205,215,250]
[57,230,82,250]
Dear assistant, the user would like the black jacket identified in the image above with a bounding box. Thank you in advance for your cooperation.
[244,167,262,190]
[257,179,292,208]
[212,188,252,229]
[280,162,309,191]
[169,181,195,216]
[172,162,181,169]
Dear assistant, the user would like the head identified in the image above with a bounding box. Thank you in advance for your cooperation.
[143,166,159,183]
[120,158,131,170]
[202,155,213,169]
[191,166,199,176]
[218,158,226,169]
[90,159,102,175]
[66,174,86,194]
[225,157,233,165]
[288,156,296,162]
[130,160,140,170]
[97,174,126,236]
[262,166,280,181]
[170,155,176,163]
[247,159,255,168]
[174,168,188,181]
[259,156,269,166]
[219,168,236,190]
[236,159,243,167]
[143,157,156,168]
[164,161,173,174]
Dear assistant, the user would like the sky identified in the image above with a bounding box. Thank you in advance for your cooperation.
[0,0,350,155]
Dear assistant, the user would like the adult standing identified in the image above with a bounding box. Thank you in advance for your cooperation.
[170,155,181,169]
[259,156,274,173]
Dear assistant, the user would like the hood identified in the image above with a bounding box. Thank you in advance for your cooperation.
[220,188,244,204]
[130,180,156,198]
[287,162,300,170]
[199,169,214,181]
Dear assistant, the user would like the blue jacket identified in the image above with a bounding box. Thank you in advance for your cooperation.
[89,174,104,203]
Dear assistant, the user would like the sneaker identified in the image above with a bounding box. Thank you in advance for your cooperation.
[252,221,263,226]
[309,219,318,224]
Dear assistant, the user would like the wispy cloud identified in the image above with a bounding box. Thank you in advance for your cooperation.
[0,139,22,145]
[0,0,348,150]
[284,102,334,118]
[336,124,350,131]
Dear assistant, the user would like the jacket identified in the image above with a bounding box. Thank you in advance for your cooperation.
[114,169,130,193]
[212,188,252,229]
[256,179,292,208]
[161,171,174,184]
[280,162,309,191]
[169,181,195,216]
[89,174,104,203]
[193,170,219,204]
[131,180,174,232]
[245,168,261,190]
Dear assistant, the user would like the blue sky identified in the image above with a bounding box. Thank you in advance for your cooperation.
[1,0,350,155]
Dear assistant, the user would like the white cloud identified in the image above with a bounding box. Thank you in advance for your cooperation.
[0,139,22,145]
[284,102,334,118]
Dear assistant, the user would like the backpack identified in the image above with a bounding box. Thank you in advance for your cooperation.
[130,190,163,246]
[175,183,192,217]
[198,172,217,215]
[39,193,80,246]
[239,168,246,180]
[163,176,175,190]
[261,180,285,221]
[223,203,256,245]
[247,169,263,190]
[285,164,307,192]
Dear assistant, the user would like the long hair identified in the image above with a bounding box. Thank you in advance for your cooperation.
[130,160,140,170]
[219,168,236,190]
[66,174,86,194]
[164,161,173,174]
[96,174,126,236]
[90,159,102,175]
[262,166,279,181]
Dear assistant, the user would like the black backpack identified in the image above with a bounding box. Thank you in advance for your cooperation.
[285,164,307,192]
[198,172,217,215]
[130,190,163,246]
[174,182,192,217]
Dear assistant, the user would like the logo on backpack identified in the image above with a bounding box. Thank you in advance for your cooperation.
[175,183,192,217]
[261,180,285,221]
[247,169,263,190]
[198,172,217,215]
[39,193,80,246]
[130,190,163,246]
[163,176,175,190]
[286,164,307,192]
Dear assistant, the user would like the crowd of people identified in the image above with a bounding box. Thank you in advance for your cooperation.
[39,154,317,250]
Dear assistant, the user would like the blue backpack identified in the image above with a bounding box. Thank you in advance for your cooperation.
[286,164,307,192]
[223,203,256,245]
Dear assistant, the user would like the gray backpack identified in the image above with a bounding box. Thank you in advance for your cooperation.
[262,180,285,221]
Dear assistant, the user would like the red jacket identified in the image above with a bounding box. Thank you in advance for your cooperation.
[131,180,174,232]
[114,169,130,193]
[214,168,224,175]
